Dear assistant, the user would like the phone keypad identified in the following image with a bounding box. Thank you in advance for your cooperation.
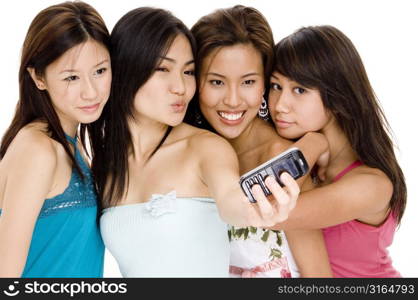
[243,170,273,199]
[240,148,309,203]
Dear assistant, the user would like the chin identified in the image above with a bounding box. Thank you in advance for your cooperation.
[214,126,242,139]
[276,130,305,140]
[78,114,101,125]
[167,118,184,127]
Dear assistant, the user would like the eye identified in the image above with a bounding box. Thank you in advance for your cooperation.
[243,79,255,85]
[209,80,224,86]
[270,82,281,90]
[184,69,195,76]
[155,67,169,72]
[64,75,79,82]
[94,67,107,75]
[294,87,306,94]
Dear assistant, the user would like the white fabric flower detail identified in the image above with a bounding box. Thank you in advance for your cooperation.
[145,190,177,217]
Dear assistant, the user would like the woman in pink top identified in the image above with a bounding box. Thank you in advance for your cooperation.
[268,25,406,277]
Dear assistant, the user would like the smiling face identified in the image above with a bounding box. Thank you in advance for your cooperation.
[29,39,111,133]
[268,72,330,139]
[132,34,196,127]
[198,43,265,139]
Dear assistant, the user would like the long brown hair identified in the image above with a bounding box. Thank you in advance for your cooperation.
[274,25,406,223]
[184,5,274,129]
[0,1,109,177]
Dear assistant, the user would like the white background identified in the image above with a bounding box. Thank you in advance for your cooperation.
[1,0,417,277]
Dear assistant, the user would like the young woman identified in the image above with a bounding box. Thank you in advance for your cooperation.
[269,25,406,277]
[93,7,299,278]
[0,1,111,277]
[185,5,331,277]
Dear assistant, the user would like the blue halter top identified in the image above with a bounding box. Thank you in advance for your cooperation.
[0,134,104,277]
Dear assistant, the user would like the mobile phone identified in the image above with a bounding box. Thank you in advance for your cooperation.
[239,147,309,203]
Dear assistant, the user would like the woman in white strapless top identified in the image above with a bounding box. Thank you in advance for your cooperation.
[101,192,230,277]
[91,8,300,278]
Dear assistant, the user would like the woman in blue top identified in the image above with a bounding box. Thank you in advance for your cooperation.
[0,1,111,277]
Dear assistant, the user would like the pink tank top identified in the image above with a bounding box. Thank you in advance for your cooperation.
[322,161,400,277]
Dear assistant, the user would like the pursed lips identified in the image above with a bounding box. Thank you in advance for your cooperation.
[171,101,186,113]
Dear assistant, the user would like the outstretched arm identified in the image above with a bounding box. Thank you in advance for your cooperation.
[193,132,299,227]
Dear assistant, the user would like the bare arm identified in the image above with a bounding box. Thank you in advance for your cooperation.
[0,132,56,277]
[285,229,332,277]
[281,162,332,277]
[193,132,300,227]
[272,168,393,230]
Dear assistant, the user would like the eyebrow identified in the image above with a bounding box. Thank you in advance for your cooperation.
[242,72,261,78]
[59,59,109,74]
[271,74,279,80]
[206,72,261,78]
[160,56,194,65]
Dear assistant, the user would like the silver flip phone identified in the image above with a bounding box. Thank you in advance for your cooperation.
[239,147,309,203]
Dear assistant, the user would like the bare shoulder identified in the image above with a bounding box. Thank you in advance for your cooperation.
[3,124,57,169]
[176,124,236,162]
[188,128,234,154]
[352,164,393,192]
[337,164,393,212]
[173,122,209,138]
[0,124,60,219]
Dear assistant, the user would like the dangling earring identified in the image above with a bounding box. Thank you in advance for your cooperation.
[258,97,269,120]
[196,110,203,126]
[194,106,203,126]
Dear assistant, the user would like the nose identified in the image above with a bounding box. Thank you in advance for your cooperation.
[81,77,97,101]
[274,89,291,114]
[223,86,241,108]
[169,72,186,96]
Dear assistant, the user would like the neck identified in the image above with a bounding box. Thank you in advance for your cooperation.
[128,116,169,163]
[228,118,261,155]
[60,118,79,139]
[320,118,357,181]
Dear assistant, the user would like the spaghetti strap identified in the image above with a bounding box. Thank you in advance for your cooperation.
[65,133,77,146]
[333,160,363,182]
[64,133,90,171]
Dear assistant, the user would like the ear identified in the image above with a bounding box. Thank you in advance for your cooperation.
[27,67,46,90]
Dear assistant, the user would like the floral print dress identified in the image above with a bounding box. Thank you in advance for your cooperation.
[228,226,299,278]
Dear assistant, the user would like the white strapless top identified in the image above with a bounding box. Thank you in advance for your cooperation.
[100,191,230,277]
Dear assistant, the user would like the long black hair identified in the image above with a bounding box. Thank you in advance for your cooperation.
[0,1,109,178]
[273,25,406,223]
[91,7,196,208]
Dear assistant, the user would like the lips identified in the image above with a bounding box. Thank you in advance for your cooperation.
[217,110,246,125]
[171,101,186,113]
[79,103,100,113]
[275,118,294,129]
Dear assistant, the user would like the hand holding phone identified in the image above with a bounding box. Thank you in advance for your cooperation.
[239,147,309,203]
